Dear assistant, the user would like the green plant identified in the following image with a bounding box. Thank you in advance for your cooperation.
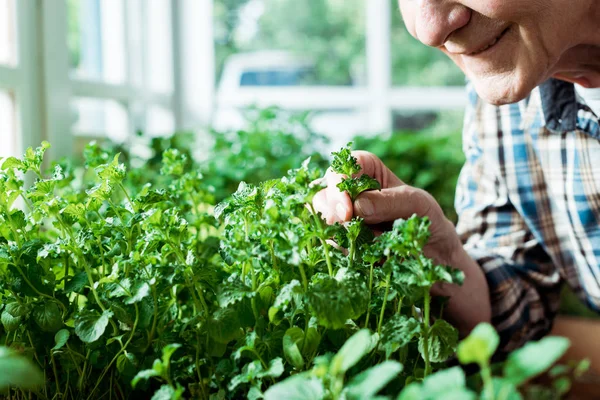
[352,130,464,222]
[0,141,583,400]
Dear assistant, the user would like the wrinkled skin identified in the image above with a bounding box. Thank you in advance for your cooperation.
[399,0,600,105]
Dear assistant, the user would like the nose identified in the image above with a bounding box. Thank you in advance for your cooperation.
[413,1,471,47]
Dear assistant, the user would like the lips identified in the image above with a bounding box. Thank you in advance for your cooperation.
[467,27,510,56]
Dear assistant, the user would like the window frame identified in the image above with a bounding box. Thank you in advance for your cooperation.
[1,0,465,159]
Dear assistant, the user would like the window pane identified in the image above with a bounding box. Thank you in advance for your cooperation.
[72,97,129,142]
[146,105,175,137]
[0,90,17,157]
[0,0,15,66]
[68,0,126,84]
[214,0,366,87]
[146,0,174,93]
[390,0,464,86]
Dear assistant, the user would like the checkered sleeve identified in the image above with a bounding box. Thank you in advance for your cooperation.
[454,86,562,352]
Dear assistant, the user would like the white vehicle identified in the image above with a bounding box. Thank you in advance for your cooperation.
[212,51,369,151]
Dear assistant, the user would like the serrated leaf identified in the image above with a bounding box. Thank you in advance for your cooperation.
[307,275,368,330]
[419,319,458,363]
[1,310,21,332]
[75,309,113,343]
[33,302,63,332]
[4,302,31,318]
[381,315,421,349]
[1,157,26,171]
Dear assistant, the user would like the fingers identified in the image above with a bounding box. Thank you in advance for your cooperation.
[351,151,404,188]
[312,177,352,224]
[354,185,435,225]
[313,151,405,225]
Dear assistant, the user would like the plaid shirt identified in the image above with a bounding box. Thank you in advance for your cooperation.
[455,79,600,351]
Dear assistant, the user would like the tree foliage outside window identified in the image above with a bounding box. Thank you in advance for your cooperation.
[214,0,465,87]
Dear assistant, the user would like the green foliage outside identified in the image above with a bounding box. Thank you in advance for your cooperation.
[0,136,588,399]
[214,0,464,86]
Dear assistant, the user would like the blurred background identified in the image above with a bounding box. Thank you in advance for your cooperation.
[0,0,466,156]
[0,0,467,220]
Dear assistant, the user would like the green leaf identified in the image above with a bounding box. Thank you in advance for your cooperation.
[258,357,284,379]
[33,302,63,332]
[337,174,381,202]
[307,274,368,330]
[422,366,466,394]
[419,319,458,363]
[397,383,423,400]
[132,368,161,389]
[345,361,403,400]
[482,378,523,400]
[52,329,70,351]
[503,336,570,386]
[74,309,114,343]
[330,143,361,176]
[161,343,181,367]
[1,310,21,332]
[264,375,325,400]
[4,302,31,318]
[331,329,374,376]
[456,322,499,366]
[1,157,26,171]
[0,346,44,391]
[151,384,185,400]
[283,328,305,369]
[125,281,150,304]
[64,272,89,293]
[208,307,242,344]
[381,315,421,350]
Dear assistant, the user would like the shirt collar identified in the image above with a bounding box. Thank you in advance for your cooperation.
[539,78,578,132]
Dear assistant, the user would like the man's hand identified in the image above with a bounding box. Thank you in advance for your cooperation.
[313,150,491,334]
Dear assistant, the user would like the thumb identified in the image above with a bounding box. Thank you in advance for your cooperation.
[353,185,434,225]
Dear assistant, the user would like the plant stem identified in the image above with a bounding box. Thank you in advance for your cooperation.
[309,204,334,276]
[51,352,61,396]
[364,262,375,329]
[87,303,140,400]
[480,363,494,400]
[348,240,356,269]
[298,263,308,291]
[377,271,392,335]
[118,183,136,212]
[422,289,432,377]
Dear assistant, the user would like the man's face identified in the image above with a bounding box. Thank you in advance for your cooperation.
[398,0,578,105]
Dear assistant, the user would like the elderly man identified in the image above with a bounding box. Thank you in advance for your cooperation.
[314,0,600,351]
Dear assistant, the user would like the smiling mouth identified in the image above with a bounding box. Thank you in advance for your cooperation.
[468,27,510,56]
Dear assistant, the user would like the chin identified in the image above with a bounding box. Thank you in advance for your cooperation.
[469,71,540,106]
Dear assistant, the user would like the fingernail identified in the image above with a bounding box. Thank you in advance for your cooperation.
[335,203,347,221]
[355,198,374,217]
